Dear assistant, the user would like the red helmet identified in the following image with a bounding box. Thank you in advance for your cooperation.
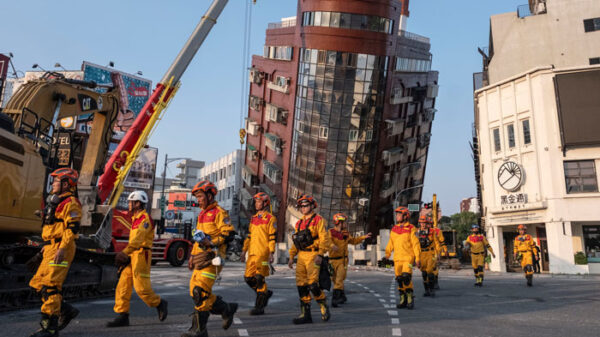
[297,194,317,208]
[333,213,347,225]
[395,206,410,217]
[192,180,217,197]
[517,224,527,231]
[50,167,78,187]
[418,214,428,223]
[253,192,270,207]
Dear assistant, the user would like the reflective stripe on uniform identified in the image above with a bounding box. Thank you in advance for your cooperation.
[201,272,216,280]
[49,261,69,268]
[139,273,151,278]
[261,261,269,266]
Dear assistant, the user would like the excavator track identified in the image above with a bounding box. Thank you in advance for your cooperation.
[0,244,118,312]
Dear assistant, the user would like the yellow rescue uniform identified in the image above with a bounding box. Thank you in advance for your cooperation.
[417,229,440,275]
[328,229,367,290]
[466,234,494,284]
[113,210,161,313]
[30,193,81,316]
[243,211,277,293]
[385,222,421,292]
[289,213,331,303]
[189,202,233,311]
[431,227,446,278]
[514,234,537,277]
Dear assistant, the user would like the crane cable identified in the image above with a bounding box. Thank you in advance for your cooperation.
[239,0,253,147]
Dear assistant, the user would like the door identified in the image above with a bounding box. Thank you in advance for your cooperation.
[503,231,520,272]
[536,226,550,272]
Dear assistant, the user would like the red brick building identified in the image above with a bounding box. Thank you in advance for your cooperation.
[242,0,439,240]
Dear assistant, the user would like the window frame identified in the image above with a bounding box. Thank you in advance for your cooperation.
[522,119,532,145]
[507,123,516,148]
[564,160,599,194]
[492,128,501,152]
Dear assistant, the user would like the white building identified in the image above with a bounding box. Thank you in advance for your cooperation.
[474,0,600,274]
[199,150,244,230]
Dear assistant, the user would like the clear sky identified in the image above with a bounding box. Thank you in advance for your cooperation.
[1,0,526,214]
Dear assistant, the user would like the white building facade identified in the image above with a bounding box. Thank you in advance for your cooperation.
[198,150,244,230]
[475,0,600,274]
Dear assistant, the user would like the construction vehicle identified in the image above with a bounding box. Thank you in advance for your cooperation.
[0,0,233,311]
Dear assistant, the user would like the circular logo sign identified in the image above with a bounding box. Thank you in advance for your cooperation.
[498,161,524,192]
[165,210,175,220]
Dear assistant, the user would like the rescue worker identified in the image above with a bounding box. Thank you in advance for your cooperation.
[417,215,440,297]
[240,192,277,315]
[465,224,495,287]
[288,195,332,324]
[107,190,168,327]
[183,180,237,337]
[328,213,371,307]
[385,206,421,310]
[426,215,447,289]
[513,224,538,287]
[29,168,81,337]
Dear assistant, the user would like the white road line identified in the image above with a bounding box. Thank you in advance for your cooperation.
[387,310,398,316]
[374,294,381,297]
[384,304,392,308]
[379,299,386,302]
[357,283,363,286]
[392,327,402,336]
[238,328,249,336]
[369,290,375,293]
[234,318,242,325]
[391,318,400,324]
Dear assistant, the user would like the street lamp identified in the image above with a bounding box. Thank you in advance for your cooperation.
[54,62,67,71]
[393,184,424,225]
[32,63,47,72]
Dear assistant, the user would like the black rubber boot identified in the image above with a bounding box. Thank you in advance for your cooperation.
[210,296,237,330]
[433,275,440,289]
[423,282,431,297]
[250,291,268,315]
[317,299,331,321]
[406,290,415,310]
[58,301,79,331]
[106,313,129,328]
[396,291,407,309]
[331,289,341,307]
[340,290,347,303]
[181,310,209,337]
[526,275,533,287]
[156,299,168,321]
[428,274,436,297]
[30,314,58,337]
[292,302,312,324]
[264,289,273,307]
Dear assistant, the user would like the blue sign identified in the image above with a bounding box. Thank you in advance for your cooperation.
[165,210,175,220]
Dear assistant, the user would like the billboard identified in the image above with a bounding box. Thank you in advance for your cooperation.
[81,61,152,136]
[114,146,159,212]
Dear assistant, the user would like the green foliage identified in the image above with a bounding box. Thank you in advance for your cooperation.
[449,212,479,243]
[439,216,452,229]
[574,251,588,265]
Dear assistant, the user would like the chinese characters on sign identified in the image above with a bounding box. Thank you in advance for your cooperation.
[500,193,528,205]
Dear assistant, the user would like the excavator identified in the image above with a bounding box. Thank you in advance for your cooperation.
[0,0,234,311]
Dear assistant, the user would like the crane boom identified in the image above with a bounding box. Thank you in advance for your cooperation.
[97,0,230,203]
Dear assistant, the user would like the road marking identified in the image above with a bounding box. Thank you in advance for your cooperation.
[357,283,363,286]
[369,290,375,293]
[234,318,242,325]
[238,328,249,336]
[384,304,393,308]
[392,318,400,324]
[393,327,402,336]
[387,310,398,316]
[375,294,381,297]
[379,299,386,302]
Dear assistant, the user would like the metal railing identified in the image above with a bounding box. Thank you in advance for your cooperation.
[398,30,430,44]
[268,18,297,29]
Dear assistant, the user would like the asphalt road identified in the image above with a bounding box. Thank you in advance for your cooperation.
[3,262,599,337]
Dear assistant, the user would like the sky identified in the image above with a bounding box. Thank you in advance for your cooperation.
[0,0,527,214]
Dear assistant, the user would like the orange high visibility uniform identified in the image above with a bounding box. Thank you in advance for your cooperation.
[189,202,233,311]
[514,234,538,276]
[289,213,331,303]
[29,192,81,316]
[328,229,368,290]
[113,210,161,313]
[417,228,440,275]
[243,211,277,292]
[193,202,234,261]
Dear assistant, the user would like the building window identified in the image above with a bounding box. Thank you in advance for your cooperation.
[349,130,359,141]
[507,124,515,148]
[263,46,293,61]
[564,160,599,194]
[590,57,600,65]
[583,225,600,262]
[366,129,373,141]
[302,11,393,34]
[493,128,501,152]
[522,119,532,145]
[583,18,600,32]
[319,126,329,139]
[395,57,432,73]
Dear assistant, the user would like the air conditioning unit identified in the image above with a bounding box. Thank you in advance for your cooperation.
[426,85,439,98]
[358,198,369,206]
[280,110,289,125]
[275,147,282,156]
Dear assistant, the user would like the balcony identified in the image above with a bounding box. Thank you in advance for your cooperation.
[422,108,437,123]
[267,76,291,94]
[398,30,430,44]
[382,147,403,166]
[379,172,396,198]
[245,118,262,136]
[263,160,282,184]
[418,133,432,148]
[242,164,259,187]
[249,67,264,85]
[249,95,264,110]
[266,103,288,125]
[265,132,282,155]
[390,87,414,105]
[246,144,259,161]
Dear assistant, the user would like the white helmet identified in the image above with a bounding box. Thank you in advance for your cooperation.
[127,190,148,204]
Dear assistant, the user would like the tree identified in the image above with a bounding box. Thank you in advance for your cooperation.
[438,216,452,229]
[450,212,479,243]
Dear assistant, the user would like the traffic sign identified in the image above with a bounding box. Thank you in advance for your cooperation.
[408,204,420,212]
[165,210,175,220]
[173,200,186,207]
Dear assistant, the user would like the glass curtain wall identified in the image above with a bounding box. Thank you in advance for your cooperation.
[288,48,388,231]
